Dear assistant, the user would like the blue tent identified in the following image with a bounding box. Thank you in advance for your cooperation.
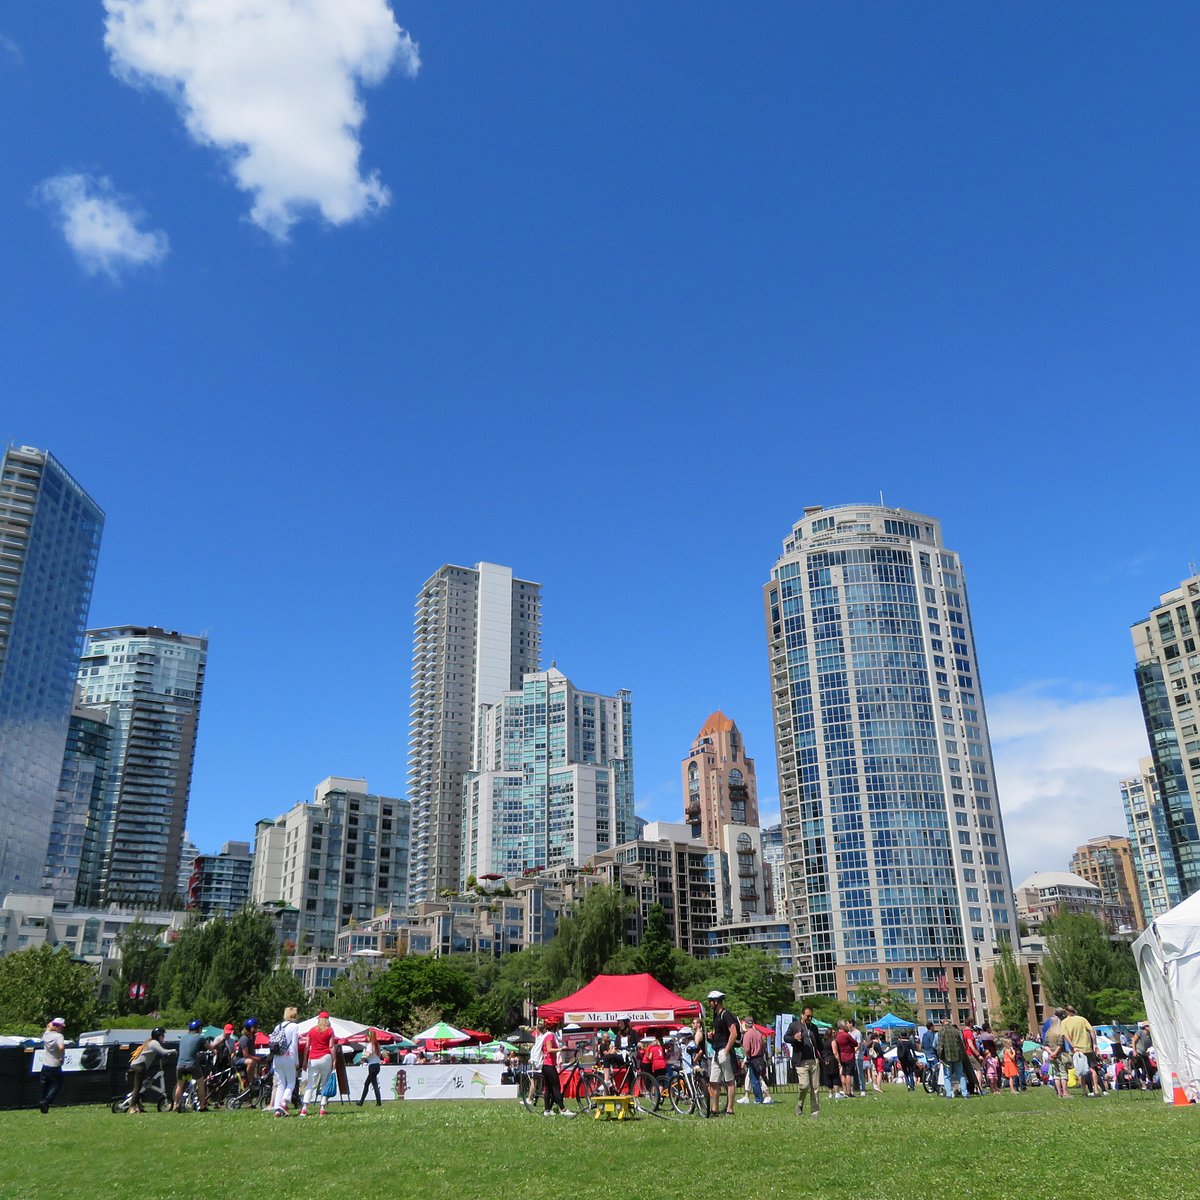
[871,1012,916,1030]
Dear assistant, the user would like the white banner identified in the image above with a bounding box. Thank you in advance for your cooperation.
[340,1062,512,1102]
[562,1009,674,1025]
[30,1046,110,1073]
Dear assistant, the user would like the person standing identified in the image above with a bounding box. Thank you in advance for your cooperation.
[847,1018,865,1096]
[301,1011,338,1117]
[39,1017,67,1114]
[834,1021,858,1099]
[786,1007,822,1117]
[269,1006,300,1117]
[706,990,740,1116]
[896,1032,918,1092]
[1043,1009,1070,1099]
[173,1019,210,1112]
[128,1027,176,1114]
[919,1020,939,1088]
[1002,1039,1019,1093]
[1133,1023,1154,1089]
[1061,1006,1104,1095]
[936,1018,970,1099]
[532,1019,574,1117]
[738,1019,770,1104]
[357,1029,383,1107]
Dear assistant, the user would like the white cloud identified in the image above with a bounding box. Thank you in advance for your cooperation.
[103,0,420,239]
[36,173,169,279]
[988,682,1149,885]
[0,34,23,65]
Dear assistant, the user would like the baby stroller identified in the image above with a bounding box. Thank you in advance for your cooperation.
[112,1066,169,1113]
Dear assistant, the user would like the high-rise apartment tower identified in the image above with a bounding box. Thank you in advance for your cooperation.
[0,446,104,897]
[1120,757,1182,920]
[75,626,207,907]
[765,504,1016,1024]
[464,667,634,881]
[1131,576,1200,902]
[408,563,540,902]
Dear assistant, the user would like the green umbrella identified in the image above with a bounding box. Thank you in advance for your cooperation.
[201,1025,224,1041]
[479,1040,518,1054]
[812,1018,832,1029]
[412,1021,470,1043]
[1023,1040,1042,1053]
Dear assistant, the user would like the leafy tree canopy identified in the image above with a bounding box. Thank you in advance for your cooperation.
[0,945,101,1034]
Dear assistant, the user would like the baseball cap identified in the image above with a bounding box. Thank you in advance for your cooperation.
[223,1024,235,1034]
[318,1011,330,1019]
[50,1017,66,1028]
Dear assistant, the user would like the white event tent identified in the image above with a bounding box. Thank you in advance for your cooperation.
[1133,888,1200,1104]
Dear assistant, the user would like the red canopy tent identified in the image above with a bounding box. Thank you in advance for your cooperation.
[537,974,702,1026]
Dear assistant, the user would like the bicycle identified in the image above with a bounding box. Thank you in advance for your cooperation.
[111,1067,169,1113]
[596,1053,661,1114]
[518,1060,596,1114]
[225,1066,272,1110]
[666,1060,710,1116]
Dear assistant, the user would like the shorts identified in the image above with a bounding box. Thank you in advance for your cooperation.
[709,1052,736,1085]
[1051,1055,1069,1081]
[178,1066,198,1078]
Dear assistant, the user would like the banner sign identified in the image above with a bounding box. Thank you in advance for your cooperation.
[563,1009,674,1025]
[342,1062,510,1102]
[30,1046,110,1073]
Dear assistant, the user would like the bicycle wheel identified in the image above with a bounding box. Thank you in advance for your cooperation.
[518,1072,540,1114]
[694,1076,710,1117]
[155,1097,168,1112]
[630,1070,661,1113]
[111,1098,127,1114]
[667,1076,694,1115]
[225,1096,242,1110]
[573,1070,600,1112]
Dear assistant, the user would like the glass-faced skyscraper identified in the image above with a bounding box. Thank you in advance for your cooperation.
[0,446,104,897]
[765,504,1015,1024]
[75,625,207,907]
[463,667,634,880]
[1130,575,1200,903]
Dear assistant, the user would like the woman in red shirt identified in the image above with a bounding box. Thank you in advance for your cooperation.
[534,1020,575,1117]
[834,1021,858,1098]
[301,1012,338,1117]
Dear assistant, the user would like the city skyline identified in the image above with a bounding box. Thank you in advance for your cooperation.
[5,6,1197,896]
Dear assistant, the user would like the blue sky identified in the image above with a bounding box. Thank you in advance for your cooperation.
[3,3,1197,884]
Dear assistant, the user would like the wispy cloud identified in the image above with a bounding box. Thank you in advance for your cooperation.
[102,0,420,240]
[35,173,169,279]
[988,682,1148,884]
[0,34,22,66]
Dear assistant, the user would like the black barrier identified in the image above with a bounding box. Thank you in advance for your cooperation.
[0,1045,177,1110]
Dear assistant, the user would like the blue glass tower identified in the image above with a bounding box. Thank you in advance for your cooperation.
[0,446,104,897]
[765,505,1016,1024]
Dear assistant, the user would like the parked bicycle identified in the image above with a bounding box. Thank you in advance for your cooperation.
[666,1058,710,1116]
[517,1059,595,1114]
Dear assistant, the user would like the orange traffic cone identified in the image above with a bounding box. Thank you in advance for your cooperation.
[1169,1072,1190,1106]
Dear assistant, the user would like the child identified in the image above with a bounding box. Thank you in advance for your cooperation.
[1002,1040,1019,1093]
[984,1049,1000,1092]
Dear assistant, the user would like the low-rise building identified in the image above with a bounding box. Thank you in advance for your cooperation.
[1014,870,1105,934]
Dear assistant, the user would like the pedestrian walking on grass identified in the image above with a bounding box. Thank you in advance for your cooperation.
[357,1029,383,1107]
[269,1006,300,1117]
[786,1007,822,1117]
[39,1017,67,1114]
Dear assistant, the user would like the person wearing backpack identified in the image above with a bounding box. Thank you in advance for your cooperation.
[706,990,740,1117]
[268,1006,300,1117]
[128,1027,176,1115]
[530,1019,574,1117]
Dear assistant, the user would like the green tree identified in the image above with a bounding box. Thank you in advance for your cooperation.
[637,903,674,988]
[692,947,794,1024]
[158,915,225,1012]
[849,983,917,1024]
[320,960,377,1024]
[115,920,166,1016]
[1040,912,1127,1022]
[196,908,276,1020]
[545,884,630,992]
[369,956,475,1033]
[246,968,309,1025]
[0,945,101,1034]
[994,938,1032,1034]
[1089,987,1146,1025]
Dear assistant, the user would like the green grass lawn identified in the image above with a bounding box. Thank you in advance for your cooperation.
[0,1086,1196,1200]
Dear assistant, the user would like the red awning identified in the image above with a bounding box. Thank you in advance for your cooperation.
[538,974,702,1025]
[459,1029,491,1045]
